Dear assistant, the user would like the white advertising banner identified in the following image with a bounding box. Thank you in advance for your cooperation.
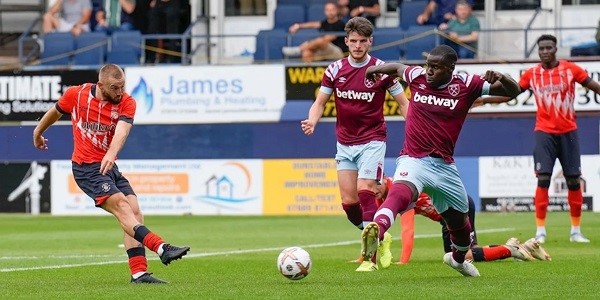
[479,155,598,212]
[124,65,286,124]
[51,159,263,215]
[457,61,600,113]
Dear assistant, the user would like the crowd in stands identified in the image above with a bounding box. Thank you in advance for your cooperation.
[42,0,190,64]
[273,0,480,62]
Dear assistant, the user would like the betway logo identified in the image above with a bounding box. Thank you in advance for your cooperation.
[413,92,459,110]
[335,88,374,102]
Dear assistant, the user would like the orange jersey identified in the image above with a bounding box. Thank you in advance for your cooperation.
[519,60,589,133]
[56,83,136,164]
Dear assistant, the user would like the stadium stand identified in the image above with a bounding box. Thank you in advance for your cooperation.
[307,3,325,22]
[273,4,306,30]
[371,28,404,61]
[40,32,75,65]
[106,30,142,65]
[254,29,287,62]
[73,32,107,66]
[404,25,438,60]
[399,0,430,30]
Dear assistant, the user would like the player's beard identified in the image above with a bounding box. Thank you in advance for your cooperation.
[349,49,367,62]
[102,89,122,104]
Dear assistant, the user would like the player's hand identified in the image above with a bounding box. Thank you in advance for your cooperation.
[482,70,503,83]
[100,153,117,175]
[300,119,316,135]
[33,134,48,150]
[365,66,380,81]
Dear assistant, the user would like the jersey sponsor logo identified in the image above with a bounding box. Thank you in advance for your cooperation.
[335,88,375,102]
[448,84,460,97]
[80,121,116,132]
[413,91,459,110]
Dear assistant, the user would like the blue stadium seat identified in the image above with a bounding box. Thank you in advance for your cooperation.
[40,32,75,65]
[404,26,439,60]
[399,0,429,30]
[73,32,107,66]
[274,4,306,30]
[254,29,287,62]
[371,28,403,61]
[288,29,320,47]
[106,30,142,65]
[307,3,324,21]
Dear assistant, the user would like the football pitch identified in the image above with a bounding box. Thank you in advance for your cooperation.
[2,212,600,299]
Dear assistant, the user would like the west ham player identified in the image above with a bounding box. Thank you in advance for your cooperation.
[33,64,190,284]
[521,35,600,244]
[371,176,550,264]
[300,17,409,272]
[360,45,521,276]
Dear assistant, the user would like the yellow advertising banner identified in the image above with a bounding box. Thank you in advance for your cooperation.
[263,159,343,215]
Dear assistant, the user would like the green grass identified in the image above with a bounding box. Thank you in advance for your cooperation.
[1,212,600,299]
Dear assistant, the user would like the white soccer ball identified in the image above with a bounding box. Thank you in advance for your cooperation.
[277,246,312,280]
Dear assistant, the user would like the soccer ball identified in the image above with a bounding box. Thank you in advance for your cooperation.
[277,247,312,280]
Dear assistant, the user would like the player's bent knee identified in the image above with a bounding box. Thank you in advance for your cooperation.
[566,176,581,191]
[394,180,418,202]
[537,174,551,188]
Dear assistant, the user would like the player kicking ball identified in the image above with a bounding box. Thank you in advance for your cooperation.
[359,45,521,276]
[33,64,189,284]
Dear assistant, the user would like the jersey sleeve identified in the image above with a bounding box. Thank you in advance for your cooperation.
[519,68,532,90]
[402,65,423,85]
[119,95,136,124]
[384,76,404,96]
[319,61,340,95]
[55,85,78,114]
[570,62,590,84]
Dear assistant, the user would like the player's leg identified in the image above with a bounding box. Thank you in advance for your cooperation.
[356,140,386,228]
[429,161,479,276]
[533,131,558,243]
[335,142,362,229]
[358,156,421,271]
[557,130,589,242]
[398,209,415,264]
[469,243,534,262]
[467,195,478,246]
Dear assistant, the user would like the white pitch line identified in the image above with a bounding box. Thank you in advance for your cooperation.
[0,227,512,273]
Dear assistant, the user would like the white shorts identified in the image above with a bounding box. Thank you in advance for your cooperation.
[56,18,90,32]
[392,155,468,213]
[335,140,385,181]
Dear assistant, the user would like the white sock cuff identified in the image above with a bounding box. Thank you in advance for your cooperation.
[374,208,395,226]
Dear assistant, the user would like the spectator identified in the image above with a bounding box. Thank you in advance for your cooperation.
[43,0,93,36]
[417,0,473,27]
[281,2,348,63]
[94,0,137,33]
[439,0,479,59]
[146,0,182,63]
[339,0,380,27]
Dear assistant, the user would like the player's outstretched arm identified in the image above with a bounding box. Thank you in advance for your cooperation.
[33,106,63,150]
[472,95,513,107]
[100,120,132,175]
[484,71,521,98]
[301,91,330,136]
[393,91,410,118]
[583,77,600,95]
[366,63,408,80]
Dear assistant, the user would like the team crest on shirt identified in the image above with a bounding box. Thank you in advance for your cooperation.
[101,182,111,193]
[111,110,119,120]
[364,78,375,88]
[448,84,460,96]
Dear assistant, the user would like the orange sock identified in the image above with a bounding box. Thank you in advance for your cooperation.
[143,233,165,253]
[126,247,147,276]
[399,209,415,264]
[568,189,583,226]
[535,187,549,226]
[481,246,511,261]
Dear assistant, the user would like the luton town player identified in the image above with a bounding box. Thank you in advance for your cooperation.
[33,64,189,284]
[300,17,409,272]
[360,45,521,276]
